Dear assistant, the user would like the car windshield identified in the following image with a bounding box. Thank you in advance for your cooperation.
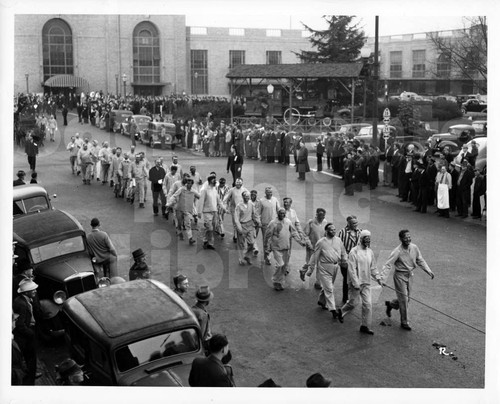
[30,235,86,263]
[13,195,50,216]
[115,328,200,372]
[358,127,371,136]
[135,117,150,124]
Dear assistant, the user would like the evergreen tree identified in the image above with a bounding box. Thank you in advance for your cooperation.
[297,16,366,63]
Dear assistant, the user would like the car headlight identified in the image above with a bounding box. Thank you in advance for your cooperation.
[53,290,67,304]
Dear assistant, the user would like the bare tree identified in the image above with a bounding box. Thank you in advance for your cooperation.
[429,17,487,93]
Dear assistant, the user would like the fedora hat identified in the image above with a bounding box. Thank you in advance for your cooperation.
[57,358,82,377]
[17,279,38,294]
[306,372,332,387]
[195,285,214,302]
[132,248,146,260]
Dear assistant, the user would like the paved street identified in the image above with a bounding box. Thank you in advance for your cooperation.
[14,113,487,390]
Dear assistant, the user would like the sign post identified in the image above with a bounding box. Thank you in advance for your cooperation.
[382,108,391,150]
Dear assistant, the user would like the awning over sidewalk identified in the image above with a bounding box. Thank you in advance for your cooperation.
[44,75,90,91]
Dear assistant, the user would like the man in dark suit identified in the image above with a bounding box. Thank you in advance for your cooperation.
[472,168,486,218]
[456,160,475,218]
[189,334,235,387]
[25,133,39,171]
[13,279,40,385]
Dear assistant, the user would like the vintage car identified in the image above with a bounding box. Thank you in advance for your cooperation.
[337,123,371,139]
[427,124,476,150]
[13,209,97,315]
[354,125,402,150]
[61,279,204,386]
[141,121,177,149]
[13,184,53,217]
[461,98,487,115]
[109,109,133,133]
[119,115,151,139]
[471,120,487,135]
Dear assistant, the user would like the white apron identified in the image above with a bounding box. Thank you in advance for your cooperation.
[437,183,450,209]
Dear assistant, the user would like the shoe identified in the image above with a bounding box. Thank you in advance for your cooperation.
[385,301,392,317]
[139,203,145,208]
[337,309,344,323]
[203,242,208,249]
[331,309,337,318]
[179,233,185,240]
[244,256,252,265]
[233,236,237,243]
[400,324,412,331]
[189,238,196,245]
[314,282,322,290]
[317,301,327,310]
[273,282,284,291]
[299,269,306,282]
[265,258,271,265]
[360,326,374,335]
[206,244,215,250]
[77,171,81,176]
[220,233,225,238]
[253,250,259,256]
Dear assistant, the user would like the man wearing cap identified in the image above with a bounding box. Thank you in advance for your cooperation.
[56,358,85,385]
[223,178,249,243]
[234,190,261,265]
[167,174,200,244]
[189,333,235,387]
[149,158,167,217]
[305,223,347,318]
[265,208,305,291]
[129,248,151,280]
[198,174,225,250]
[86,218,118,278]
[383,230,434,330]
[258,187,280,265]
[130,153,148,208]
[173,275,189,299]
[191,286,214,349]
[338,230,383,335]
[13,170,26,186]
[13,279,40,384]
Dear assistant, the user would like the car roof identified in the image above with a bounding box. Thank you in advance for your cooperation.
[111,109,133,114]
[449,124,474,129]
[64,280,198,342]
[13,184,49,200]
[13,209,84,246]
[132,115,151,119]
[150,122,176,128]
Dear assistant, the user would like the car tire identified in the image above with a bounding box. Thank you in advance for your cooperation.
[171,143,176,150]
[149,138,154,148]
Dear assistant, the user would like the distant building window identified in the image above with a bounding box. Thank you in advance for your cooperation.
[229,50,245,68]
[412,50,426,78]
[191,27,207,35]
[413,33,427,40]
[266,51,282,65]
[436,53,451,78]
[229,28,244,36]
[42,18,73,82]
[266,29,281,37]
[133,22,160,85]
[389,51,402,79]
[191,50,208,94]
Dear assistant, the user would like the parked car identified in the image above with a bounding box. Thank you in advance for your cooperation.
[120,115,151,139]
[13,184,53,217]
[461,98,487,115]
[435,95,457,103]
[354,125,409,151]
[471,120,487,135]
[13,209,97,333]
[427,124,476,149]
[141,121,177,149]
[109,110,133,133]
[61,279,204,386]
[337,123,371,139]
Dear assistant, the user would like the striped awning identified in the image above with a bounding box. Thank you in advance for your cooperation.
[44,75,90,90]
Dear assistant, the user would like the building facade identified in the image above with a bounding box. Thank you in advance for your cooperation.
[14,14,311,97]
[363,28,486,96]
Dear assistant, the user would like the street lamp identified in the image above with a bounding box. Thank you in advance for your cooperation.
[115,74,119,96]
[25,73,29,94]
[122,73,128,97]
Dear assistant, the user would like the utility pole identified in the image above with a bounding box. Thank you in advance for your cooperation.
[372,16,379,147]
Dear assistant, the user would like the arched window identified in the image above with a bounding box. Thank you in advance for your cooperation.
[133,22,160,85]
[42,19,73,82]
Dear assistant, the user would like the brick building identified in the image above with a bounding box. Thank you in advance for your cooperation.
[14,14,311,97]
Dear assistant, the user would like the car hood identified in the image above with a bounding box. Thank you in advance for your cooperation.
[35,253,94,281]
[126,362,192,386]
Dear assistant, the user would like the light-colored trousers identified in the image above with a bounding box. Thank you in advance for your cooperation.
[176,211,194,239]
[201,211,217,246]
[271,249,290,284]
[317,263,339,311]
[237,221,256,260]
[392,271,413,326]
[341,283,372,327]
